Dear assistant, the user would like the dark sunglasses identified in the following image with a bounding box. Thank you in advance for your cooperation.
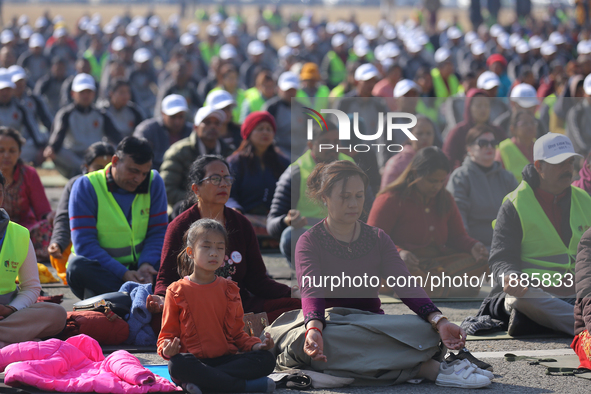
[474,139,498,148]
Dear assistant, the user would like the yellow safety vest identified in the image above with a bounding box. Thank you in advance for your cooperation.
[292,150,354,227]
[296,85,330,112]
[325,51,347,87]
[72,165,154,267]
[498,138,532,182]
[0,222,30,295]
[501,181,591,285]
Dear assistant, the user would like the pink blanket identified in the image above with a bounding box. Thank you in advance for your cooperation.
[0,334,179,393]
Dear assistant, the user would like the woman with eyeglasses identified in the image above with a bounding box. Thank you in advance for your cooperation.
[447,124,518,248]
[147,154,301,334]
[495,110,536,182]
[226,111,289,238]
[368,147,489,298]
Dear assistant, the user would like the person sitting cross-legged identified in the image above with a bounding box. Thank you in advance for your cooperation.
[66,136,168,299]
[478,133,591,336]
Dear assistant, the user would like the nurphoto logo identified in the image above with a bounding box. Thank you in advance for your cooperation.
[304,107,418,153]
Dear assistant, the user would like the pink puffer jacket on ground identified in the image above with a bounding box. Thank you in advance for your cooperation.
[0,334,179,393]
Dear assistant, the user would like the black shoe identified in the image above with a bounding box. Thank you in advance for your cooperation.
[446,348,493,372]
[507,308,554,337]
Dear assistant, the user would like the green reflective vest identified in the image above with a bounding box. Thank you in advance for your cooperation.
[0,222,30,295]
[244,87,266,113]
[296,85,330,112]
[83,50,109,83]
[329,83,346,98]
[72,166,154,267]
[347,48,375,64]
[416,99,438,123]
[199,42,221,66]
[502,181,591,284]
[326,51,347,87]
[293,150,354,227]
[499,139,532,183]
[431,68,461,98]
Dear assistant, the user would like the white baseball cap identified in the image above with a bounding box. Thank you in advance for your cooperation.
[19,25,33,40]
[447,26,462,40]
[111,36,128,51]
[257,26,271,41]
[139,26,154,42]
[406,41,423,54]
[278,71,299,91]
[583,74,591,95]
[278,46,293,59]
[161,94,188,116]
[578,40,591,55]
[434,47,451,63]
[86,24,100,36]
[0,30,14,44]
[363,26,378,41]
[541,42,557,56]
[133,48,151,63]
[498,33,511,50]
[0,68,15,89]
[28,33,45,48]
[149,15,161,29]
[187,23,200,36]
[464,31,478,45]
[471,40,486,56]
[393,79,420,97]
[286,32,302,48]
[210,12,224,25]
[353,41,370,57]
[125,25,138,37]
[515,41,530,54]
[224,24,238,38]
[206,25,220,37]
[8,65,26,82]
[533,133,581,164]
[384,42,400,58]
[354,63,380,81]
[477,71,500,90]
[510,83,538,108]
[219,44,237,60]
[331,33,347,48]
[53,27,67,39]
[194,106,226,126]
[303,32,319,47]
[103,23,117,35]
[206,89,236,110]
[549,32,566,46]
[490,24,503,38]
[71,73,95,92]
[180,33,195,46]
[509,33,522,48]
[247,40,265,56]
[35,17,48,29]
[383,25,397,40]
[529,35,543,50]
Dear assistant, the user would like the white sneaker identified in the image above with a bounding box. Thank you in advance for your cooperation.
[468,362,495,380]
[435,359,492,389]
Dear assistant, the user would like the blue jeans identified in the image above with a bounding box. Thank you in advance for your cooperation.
[67,255,127,300]
[279,226,305,269]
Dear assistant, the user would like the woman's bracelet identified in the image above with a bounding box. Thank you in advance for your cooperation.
[6,305,17,314]
[305,327,322,338]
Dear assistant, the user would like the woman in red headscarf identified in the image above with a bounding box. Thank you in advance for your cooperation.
[226,111,290,236]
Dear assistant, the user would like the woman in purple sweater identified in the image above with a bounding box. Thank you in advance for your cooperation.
[288,160,492,388]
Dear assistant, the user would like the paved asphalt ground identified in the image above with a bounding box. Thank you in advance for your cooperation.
[31,185,589,393]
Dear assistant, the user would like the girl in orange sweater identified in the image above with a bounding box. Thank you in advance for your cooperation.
[157,219,276,393]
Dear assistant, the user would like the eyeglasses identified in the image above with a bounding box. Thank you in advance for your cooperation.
[200,175,235,186]
[474,139,498,148]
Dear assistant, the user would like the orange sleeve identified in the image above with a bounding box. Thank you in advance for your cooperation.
[157,286,183,360]
[225,281,261,352]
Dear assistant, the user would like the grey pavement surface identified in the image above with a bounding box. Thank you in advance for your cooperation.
[34,183,588,393]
